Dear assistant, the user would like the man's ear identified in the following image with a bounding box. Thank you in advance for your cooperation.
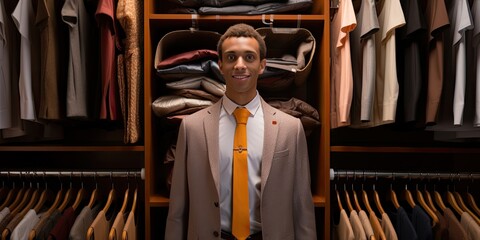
[259,59,266,74]
[218,60,223,74]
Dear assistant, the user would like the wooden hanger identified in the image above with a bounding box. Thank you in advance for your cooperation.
[425,190,438,211]
[433,190,447,212]
[88,174,99,209]
[454,191,480,225]
[389,187,400,209]
[362,188,374,214]
[388,174,400,209]
[0,181,17,211]
[121,188,138,240]
[423,182,438,213]
[466,192,480,217]
[415,185,439,226]
[403,183,416,209]
[33,186,48,213]
[3,182,40,240]
[58,182,74,213]
[88,177,117,240]
[349,173,363,212]
[18,186,40,215]
[7,176,26,214]
[363,181,386,240]
[352,189,363,212]
[373,184,385,215]
[10,184,32,215]
[343,184,354,213]
[119,178,130,215]
[109,186,130,240]
[130,187,137,215]
[372,173,385,215]
[336,188,344,211]
[102,179,117,214]
[446,190,463,216]
[32,174,52,214]
[29,187,63,240]
[109,185,131,240]
[0,183,9,204]
[72,177,87,211]
[0,189,14,211]
[466,175,480,217]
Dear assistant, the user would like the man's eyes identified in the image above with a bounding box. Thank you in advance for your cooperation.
[245,54,255,61]
[225,54,256,62]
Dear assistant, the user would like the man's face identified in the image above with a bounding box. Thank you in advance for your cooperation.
[219,37,266,103]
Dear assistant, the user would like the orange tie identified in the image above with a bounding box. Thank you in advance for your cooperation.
[232,107,250,240]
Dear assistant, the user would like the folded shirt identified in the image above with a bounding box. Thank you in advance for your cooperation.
[170,89,221,102]
[155,49,218,70]
[258,70,295,92]
[156,60,224,82]
[152,95,214,118]
[268,97,320,135]
[198,0,312,14]
[165,0,287,8]
[165,76,226,97]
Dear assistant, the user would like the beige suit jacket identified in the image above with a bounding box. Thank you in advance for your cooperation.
[165,97,316,240]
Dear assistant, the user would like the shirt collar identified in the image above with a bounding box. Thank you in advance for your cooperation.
[222,92,261,116]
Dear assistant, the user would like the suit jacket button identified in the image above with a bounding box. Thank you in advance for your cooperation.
[213,231,219,237]
[214,202,219,207]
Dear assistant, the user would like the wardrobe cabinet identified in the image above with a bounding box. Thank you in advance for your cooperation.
[0,131,146,239]
[328,1,480,238]
[143,0,332,239]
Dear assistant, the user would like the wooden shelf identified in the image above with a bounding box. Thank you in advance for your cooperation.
[149,195,325,208]
[331,146,480,154]
[149,195,170,207]
[0,146,145,152]
[313,195,326,207]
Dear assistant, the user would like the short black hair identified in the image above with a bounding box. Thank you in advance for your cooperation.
[217,23,266,60]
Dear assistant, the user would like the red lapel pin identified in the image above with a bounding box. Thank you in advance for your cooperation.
[272,120,277,125]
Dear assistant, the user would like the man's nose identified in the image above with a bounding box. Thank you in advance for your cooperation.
[234,57,247,69]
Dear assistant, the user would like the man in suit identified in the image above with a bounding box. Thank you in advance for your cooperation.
[165,23,316,240]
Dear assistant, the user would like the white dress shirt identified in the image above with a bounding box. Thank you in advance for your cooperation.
[219,93,264,234]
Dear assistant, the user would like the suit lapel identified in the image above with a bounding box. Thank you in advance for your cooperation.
[204,98,279,197]
[260,100,279,193]
[204,100,222,195]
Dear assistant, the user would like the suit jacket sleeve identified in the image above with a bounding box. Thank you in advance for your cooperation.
[165,119,189,240]
[294,119,317,239]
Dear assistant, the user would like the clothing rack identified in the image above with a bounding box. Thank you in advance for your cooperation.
[0,168,145,180]
[330,169,480,181]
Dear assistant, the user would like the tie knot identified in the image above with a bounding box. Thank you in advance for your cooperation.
[233,107,250,125]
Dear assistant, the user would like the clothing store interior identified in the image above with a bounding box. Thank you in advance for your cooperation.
[1,0,480,239]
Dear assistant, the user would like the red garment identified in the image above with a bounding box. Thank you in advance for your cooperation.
[96,0,118,120]
[49,207,77,240]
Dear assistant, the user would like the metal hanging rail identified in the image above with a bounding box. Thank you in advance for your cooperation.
[0,168,145,180]
[330,168,480,181]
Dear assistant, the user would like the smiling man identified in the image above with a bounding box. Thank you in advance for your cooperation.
[165,23,316,240]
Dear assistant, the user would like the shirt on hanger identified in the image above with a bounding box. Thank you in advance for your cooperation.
[330,0,356,128]
[387,206,418,240]
[333,209,355,240]
[460,212,480,240]
[350,210,367,240]
[358,210,375,239]
[380,212,398,240]
[444,207,469,240]
[370,0,406,127]
[350,0,379,126]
